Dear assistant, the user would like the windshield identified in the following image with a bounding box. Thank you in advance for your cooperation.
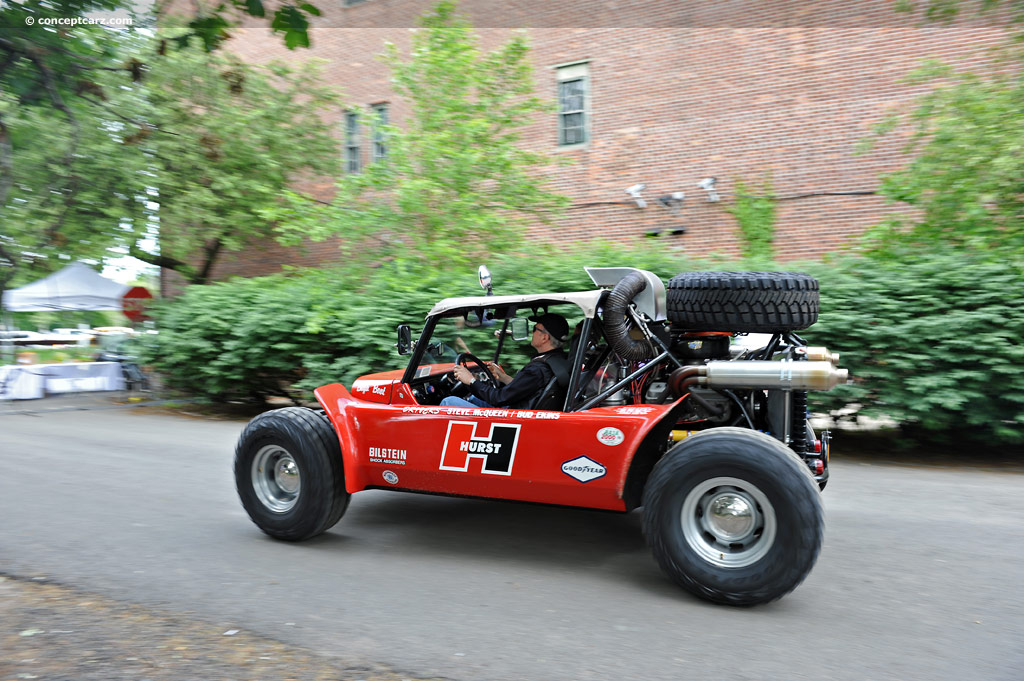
[418,305,582,370]
[421,313,507,365]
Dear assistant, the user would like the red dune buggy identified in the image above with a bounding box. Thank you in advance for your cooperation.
[235,267,847,605]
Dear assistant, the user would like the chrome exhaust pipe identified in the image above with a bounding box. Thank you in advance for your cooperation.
[702,360,849,391]
[796,346,841,366]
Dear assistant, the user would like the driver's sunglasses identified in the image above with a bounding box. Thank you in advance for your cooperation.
[533,325,547,335]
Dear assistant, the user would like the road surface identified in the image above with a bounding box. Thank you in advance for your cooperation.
[2,406,1022,680]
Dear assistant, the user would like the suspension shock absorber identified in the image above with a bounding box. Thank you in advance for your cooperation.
[791,389,808,455]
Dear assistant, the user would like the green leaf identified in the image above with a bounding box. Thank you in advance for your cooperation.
[245,0,266,18]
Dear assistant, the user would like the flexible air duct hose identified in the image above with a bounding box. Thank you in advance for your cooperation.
[604,271,657,361]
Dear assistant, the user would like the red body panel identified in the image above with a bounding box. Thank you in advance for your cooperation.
[315,380,676,512]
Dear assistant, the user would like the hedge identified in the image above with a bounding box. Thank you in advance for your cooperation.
[142,246,1024,445]
[803,252,1024,445]
[139,243,688,402]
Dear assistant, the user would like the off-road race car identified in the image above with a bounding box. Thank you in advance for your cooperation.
[235,267,847,605]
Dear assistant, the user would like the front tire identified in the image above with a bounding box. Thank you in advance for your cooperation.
[234,407,349,541]
[642,428,823,605]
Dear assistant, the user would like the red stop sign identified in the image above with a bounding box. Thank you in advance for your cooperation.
[121,286,153,323]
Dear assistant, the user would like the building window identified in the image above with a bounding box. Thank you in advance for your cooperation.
[557,62,589,147]
[344,110,360,173]
[371,103,388,162]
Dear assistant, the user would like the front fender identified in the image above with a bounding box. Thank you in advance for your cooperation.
[314,383,363,495]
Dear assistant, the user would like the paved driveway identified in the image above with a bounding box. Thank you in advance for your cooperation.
[1,406,1022,680]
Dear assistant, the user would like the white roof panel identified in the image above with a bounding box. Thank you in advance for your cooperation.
[427,290,605,319]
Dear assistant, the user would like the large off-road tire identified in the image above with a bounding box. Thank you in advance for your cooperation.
[642,428,823,606]
[666,271,819,332]
[234,407,349,541]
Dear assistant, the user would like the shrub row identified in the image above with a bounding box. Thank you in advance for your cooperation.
[142,246,1023,444]
[803,252,1023,444]
[139,243,685,402]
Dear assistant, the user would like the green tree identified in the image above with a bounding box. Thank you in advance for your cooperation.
[894,0,1024,26]
[130,43,340,283]
[865,1,1024,261]
[1,29,340,292]
[0,4,140,303]
[275,0,569,267]
[152,0,321,51]
[866,61,1024,261]
[0,0,322,302]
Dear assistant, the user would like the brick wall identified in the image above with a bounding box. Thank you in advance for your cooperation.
[161,0,1008,288]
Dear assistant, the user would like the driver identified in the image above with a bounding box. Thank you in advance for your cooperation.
[440,313,569,410]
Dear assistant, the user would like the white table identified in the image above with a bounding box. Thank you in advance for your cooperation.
[0,362,124,400]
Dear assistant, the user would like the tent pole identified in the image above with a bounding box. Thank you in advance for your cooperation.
[0,309,15,367]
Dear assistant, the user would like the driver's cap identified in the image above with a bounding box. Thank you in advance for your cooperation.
[528,313,569,342]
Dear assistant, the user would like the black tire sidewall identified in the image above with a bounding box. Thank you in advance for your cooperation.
[643,429,823,605]
[234,407,347,541]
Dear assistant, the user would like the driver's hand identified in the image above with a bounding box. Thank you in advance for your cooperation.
[452,364,474,385]
[485,361,511,384]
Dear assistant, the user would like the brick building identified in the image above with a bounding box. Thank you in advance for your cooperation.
[164,0,1008,286]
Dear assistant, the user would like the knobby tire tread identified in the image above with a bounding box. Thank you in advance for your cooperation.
[666,271,819,332]
[641,428,823,606]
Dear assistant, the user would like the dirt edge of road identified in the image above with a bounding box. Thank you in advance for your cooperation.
[0,573,445,681]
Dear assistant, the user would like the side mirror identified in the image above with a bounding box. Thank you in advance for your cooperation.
[478,265,493,295]
[396,324,413,355]
[510,317,530,341]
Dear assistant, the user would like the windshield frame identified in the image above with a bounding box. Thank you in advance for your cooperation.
[400,300,592,388]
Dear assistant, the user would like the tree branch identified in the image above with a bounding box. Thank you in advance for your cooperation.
[22,48,83,244]
[0,111,13,212]
[77,94,182,137]
[128,242,197,281]
[197,237,222,284]
[0,48,17,82]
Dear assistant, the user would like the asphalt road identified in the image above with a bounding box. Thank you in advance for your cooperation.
[2,406,1022,681]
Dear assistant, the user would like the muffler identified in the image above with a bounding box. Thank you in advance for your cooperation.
[701,360,848,391]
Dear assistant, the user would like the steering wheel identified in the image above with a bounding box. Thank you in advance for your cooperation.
[454,352,500,390]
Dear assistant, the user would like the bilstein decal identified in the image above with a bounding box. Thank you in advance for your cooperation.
[440,421,521,476]
[561,456,607,483]
[369,446,407,466]
[596,427,625,446]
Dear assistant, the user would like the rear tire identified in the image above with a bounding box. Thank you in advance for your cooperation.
[234,407,349,541]
[642,428,823,605]
[666,271,819,332]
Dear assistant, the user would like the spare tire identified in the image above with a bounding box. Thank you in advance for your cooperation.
[666,271,819,332]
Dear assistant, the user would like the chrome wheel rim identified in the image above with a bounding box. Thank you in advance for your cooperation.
[680,476,776,568]
[252,445,300,513]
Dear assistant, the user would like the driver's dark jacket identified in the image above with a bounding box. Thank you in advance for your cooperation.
[466,349,564,409]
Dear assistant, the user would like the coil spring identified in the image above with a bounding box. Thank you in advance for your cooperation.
[791,390,808,454]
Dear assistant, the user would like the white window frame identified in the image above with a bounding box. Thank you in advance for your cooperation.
[344,110,361,174]
[556,61,590,148]
[371,103,389,162]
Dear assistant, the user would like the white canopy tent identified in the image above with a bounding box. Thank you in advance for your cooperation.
[2,262,142,312]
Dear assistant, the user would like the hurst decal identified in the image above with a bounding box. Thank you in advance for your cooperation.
[440,421,521,476]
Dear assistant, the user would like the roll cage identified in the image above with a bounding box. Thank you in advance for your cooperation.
[399,286,677,414]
